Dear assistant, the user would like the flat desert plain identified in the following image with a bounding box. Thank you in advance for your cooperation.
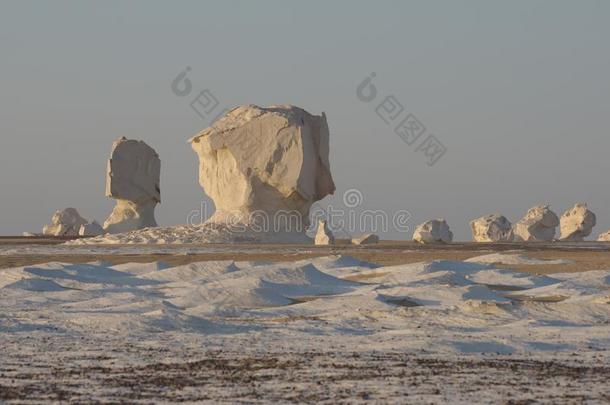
[1,238,609,403]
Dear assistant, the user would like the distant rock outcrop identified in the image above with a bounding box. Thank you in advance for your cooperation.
[512,205,559,242]
[559,203,596,241]
[413,219,453,244]
[314,219,335,245]
[189,105,335,242]
[470,214,513,242]
[103,137,161,234]
[42,208,88,236]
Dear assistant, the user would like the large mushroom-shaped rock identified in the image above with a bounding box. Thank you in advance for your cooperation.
[470,214,513,242]
[559,203,596,241]
[512,205,559,241]
[314,219,335,245]
[103,137,161,234]
[189,105,335,241]
[413,219,453,244]
[42,208,88,236]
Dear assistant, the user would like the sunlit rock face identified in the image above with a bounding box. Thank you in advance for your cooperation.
[470,214,513,242]
[413,219,453,244]
[559,203,596,241]
[42,208,88,236]
[103,137,161,234]
[512,205,559,242]
[189,105,335,241]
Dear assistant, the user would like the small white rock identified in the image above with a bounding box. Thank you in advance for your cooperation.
[42,208,88,236]
[314,219,335,245]
[413,219,453,244]
[22,232,41,237]
[512,205,559,242]
[596,230,610,241]
[470,214,513,242]
[559,203,596,241]
[79,221,105,236]
[352,233,379,245]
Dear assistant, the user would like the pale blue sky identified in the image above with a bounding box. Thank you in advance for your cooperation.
[1,0,609,239]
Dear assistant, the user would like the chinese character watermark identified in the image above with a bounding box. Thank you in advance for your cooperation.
[357,72,447,166]
[171,66,227,125]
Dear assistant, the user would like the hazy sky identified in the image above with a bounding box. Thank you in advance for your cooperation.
[1,0,609,240]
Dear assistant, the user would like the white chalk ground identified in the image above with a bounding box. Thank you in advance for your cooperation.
[2,243,606,258]
[66,223,314,244]
[0,243,312,256]
[1,254,609,403]
[464,252,573,265]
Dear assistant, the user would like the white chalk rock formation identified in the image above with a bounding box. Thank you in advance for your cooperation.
[189,105,335,242]
[79,221,104,236]
[22,232,41,237]
[314,219,335,245]
[42,208,88,236]
[559,203,596,241]
[413,219,453,244]
[352,233,379,245]
[470,214,513,242]
[512,205,559,242]
[596,230,610,241]
[103,137,161,234]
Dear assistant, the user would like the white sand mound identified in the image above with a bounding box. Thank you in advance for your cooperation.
[1,255,609,356]
[67,223,312,245]
[465,253,571,265]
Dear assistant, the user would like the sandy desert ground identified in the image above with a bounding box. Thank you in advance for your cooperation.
[5,236,610,272]
[1,237,609,404]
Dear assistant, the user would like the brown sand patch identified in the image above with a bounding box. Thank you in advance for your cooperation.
[2,238,610,275]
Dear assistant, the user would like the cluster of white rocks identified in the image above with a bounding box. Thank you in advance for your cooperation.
[42,137,160,237]
[408,202,604,244]
[467,203,600,243]
[39,103,610,244]
[62,105,338,244]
